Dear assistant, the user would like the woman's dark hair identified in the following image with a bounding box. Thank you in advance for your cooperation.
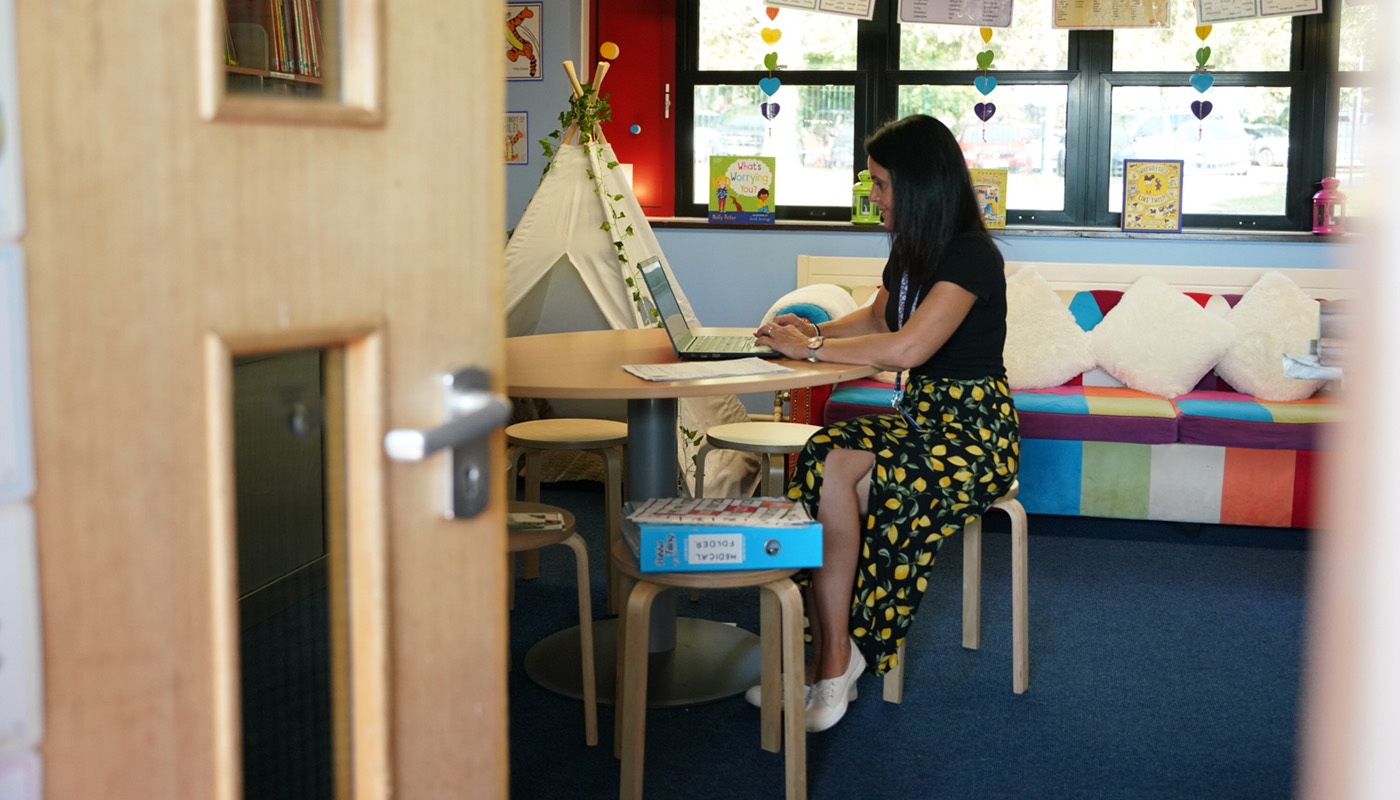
[864,114,988,286]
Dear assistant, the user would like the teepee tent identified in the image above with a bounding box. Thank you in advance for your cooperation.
[506,61,758,498]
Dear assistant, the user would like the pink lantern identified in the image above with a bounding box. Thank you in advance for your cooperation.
[1312,177,1346,235]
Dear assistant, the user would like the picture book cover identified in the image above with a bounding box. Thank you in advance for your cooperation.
[969,168,1008,229]
[708,156,775,224]
[1121,159,1183,232]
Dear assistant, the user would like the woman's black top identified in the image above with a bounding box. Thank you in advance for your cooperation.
[881,232,1007,379]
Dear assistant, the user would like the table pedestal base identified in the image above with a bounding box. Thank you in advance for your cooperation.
[523,617,761,707]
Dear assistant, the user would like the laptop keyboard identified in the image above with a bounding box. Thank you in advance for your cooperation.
[688,335,759,352]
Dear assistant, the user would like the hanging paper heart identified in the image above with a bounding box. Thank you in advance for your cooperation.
[766,7,779,20]
[1195,47,1211,68]
[759,76,781,96]
[980,27,993,44]
[976,50,995,70]
[974,102,997,122]
[760,102,780,121]
[1190,71,1215,93]
[1195,25,1212,40]
[761,28,782,45]
[764,52,778,71]
[1191,100,1213,120]
[974,75,997,95]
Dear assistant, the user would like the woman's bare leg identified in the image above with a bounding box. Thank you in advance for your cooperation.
[807,448,874,681]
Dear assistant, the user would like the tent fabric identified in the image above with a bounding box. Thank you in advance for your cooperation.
[506,141,760,498]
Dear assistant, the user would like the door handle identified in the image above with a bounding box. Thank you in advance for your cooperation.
[384,367,511,519]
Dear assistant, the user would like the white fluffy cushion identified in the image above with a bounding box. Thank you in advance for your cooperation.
[1090,276,1236,398]
[1215,272,1323,401]
[1003,267,1096,389]
[760,283,858,327]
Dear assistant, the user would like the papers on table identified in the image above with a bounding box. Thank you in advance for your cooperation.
[622,357,794,382]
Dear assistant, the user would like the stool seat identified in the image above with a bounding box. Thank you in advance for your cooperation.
[506,417,627,613]
[702,421,821,453]
[611,539,807,800]
[507,501,598,746]
[695,421,820,499]
[506,418,627,450]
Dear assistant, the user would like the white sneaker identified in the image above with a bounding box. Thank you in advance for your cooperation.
[804,639,865,733]
[743,681,813,708]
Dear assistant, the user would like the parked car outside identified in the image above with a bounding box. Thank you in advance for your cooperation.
[958,124,1033,171]
[1112,113,1253,176]
[1245,123,1289,167]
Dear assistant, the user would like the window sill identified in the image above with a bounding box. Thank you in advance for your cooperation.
[647,217,1354,243]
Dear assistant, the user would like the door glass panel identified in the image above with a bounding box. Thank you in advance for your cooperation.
[235,347,345,800]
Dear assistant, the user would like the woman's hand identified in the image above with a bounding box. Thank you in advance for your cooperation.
[753,317,815,360]
[770,313,820,337]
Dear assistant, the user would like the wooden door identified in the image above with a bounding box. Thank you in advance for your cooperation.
[15,1,508,797]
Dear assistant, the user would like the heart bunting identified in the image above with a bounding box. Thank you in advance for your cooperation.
[760,102,780,121]
[1191,100,1213,120]
[975,102,997,122]
[974,75,997,95]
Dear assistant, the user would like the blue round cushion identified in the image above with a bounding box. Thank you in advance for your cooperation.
[773,302,834,324]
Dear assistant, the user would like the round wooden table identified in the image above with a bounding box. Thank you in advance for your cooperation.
[507,327,875,706]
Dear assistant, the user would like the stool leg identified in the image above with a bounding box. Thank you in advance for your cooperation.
[693,442,715,498]
[883,641,905,704]
[562,534,598,746]
[602,447,624,615]
[618,581,666,800]
[962,515,983,650]
[521,451,543,579]
[1004,500,1030,694]
[759,586,782,752]
[766,578,807,800]
[614,569,642,756]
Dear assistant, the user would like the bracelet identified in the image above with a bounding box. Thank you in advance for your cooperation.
[811,322,821,337]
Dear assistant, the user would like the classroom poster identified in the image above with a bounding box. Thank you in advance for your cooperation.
[1053,0,1171,29]
[1197,0,1322,24]
[505,112,529,165]
[506,3,543,81]
[708,156,776,224]
[1122,160,1183,232]
[898,0,1014,28]
[969,168,1008,229]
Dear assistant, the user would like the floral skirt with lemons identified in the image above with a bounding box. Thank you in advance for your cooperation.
[787,374,1019,675]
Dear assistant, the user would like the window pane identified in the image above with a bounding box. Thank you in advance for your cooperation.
[1108,86,1289,214]
[698,0,856,70]
[1336,86,1372,216]
[1339,2,1378,71]
[900,0,1067,70]
[692,85,855,207]
[898,85,1068,211]
[1114,2,1290,71]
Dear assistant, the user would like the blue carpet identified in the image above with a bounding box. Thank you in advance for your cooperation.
[510,482,1307,799]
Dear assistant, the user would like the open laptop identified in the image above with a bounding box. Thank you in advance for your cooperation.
[637,257,780,360]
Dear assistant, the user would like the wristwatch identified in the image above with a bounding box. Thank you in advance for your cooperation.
[805,335,825,362]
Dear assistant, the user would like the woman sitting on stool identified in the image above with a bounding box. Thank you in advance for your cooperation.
[753,114,1020,731]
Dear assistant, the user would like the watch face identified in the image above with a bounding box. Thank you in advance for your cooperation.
[806,336,824,350]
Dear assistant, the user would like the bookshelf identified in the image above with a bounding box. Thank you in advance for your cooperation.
[225,0,324,97]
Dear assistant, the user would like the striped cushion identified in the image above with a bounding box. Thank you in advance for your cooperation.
[1174,390,1336,450]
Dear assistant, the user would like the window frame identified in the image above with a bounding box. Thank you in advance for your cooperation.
[674,0,1349,232]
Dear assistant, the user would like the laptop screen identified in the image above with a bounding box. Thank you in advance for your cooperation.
[638,257,692,346]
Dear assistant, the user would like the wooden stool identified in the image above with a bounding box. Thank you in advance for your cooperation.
[506,418,626,612]
[693,421,821,498]
[507,501,598,746]
[883,480,1029,702]
[610,539,807,800]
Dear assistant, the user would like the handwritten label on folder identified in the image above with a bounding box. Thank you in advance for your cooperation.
[688,533,745,565]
